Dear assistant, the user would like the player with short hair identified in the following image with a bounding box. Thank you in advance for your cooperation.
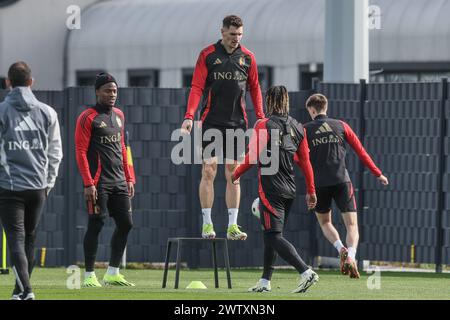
[304,93,389,278]
[232,86,318,293]
[0,61,63,300]
[180,15,265,240]
[75,73,136,287]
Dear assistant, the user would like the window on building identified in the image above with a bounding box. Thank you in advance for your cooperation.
[298,62,450,88]
[419,72,450,82]
[182,68,194,88]
[370,72,418,83]
[76,70,105,87]
[299,64,323,90]
[369,62,450,83]
[371,72,450,83]
[128,69,159,87]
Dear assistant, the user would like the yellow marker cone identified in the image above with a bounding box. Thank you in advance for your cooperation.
[186,281,207,289]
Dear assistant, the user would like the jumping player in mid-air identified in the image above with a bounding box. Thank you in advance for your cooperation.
[304,93,389,278]
[180,15,265,240]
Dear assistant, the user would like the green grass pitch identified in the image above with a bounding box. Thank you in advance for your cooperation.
[0,267,449,300]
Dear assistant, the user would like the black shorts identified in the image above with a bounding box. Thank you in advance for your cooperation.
[88,183,132,219]
[201,123,247,162]
[315,182,357,214]
[259,194,294,233]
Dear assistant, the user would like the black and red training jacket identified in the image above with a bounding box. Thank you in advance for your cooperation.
[75,104,135,187]
[304,114,382,188]
[233,114,315,204]
[185,40,265,128]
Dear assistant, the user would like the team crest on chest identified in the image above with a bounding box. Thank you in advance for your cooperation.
[239,56,245,66]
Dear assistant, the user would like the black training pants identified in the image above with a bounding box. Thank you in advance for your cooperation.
[0,188,46,293]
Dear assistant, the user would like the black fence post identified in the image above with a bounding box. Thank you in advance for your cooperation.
[435,78,447,273]
[358,79,367,271]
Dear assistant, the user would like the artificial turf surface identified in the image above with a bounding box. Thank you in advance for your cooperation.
[1,267,449,300]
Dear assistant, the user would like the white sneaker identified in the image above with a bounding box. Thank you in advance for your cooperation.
[11,285,22,300]
[19,291,36,300]
[248,279,271,292]
[11,294,21,300]
[292,270,319,293]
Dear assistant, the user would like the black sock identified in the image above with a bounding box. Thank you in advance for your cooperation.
[83,217,105,272]
[262,235,278,280]
[109,212,133,267]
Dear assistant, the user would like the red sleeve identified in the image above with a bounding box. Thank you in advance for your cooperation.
[294,129,315,194]
[75,109,96,187]
[341,121,382,177]
[185,48,211,120]
[246,52,264,119]
[114,108,135,184]
[233,119,268,180]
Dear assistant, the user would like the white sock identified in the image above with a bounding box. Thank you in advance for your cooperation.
[260,278,270,286]
[107,266,119,276]
[333,240,344,253]
[202,208,212,225]
[348,247,357,260]
[228,208,239,227]
[85,271,95,278]
[301,268,313,279]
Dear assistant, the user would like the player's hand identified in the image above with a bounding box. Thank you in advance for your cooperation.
[306,193,317,210]
[181,119,193,135]
[84,185,97,203]
[127,182,135,199]
[378,175,389,186]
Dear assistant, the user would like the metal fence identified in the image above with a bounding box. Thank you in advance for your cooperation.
[316,80,449,272]
[0,81,449,271]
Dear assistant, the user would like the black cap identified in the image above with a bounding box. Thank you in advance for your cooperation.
[95,72,117,90]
